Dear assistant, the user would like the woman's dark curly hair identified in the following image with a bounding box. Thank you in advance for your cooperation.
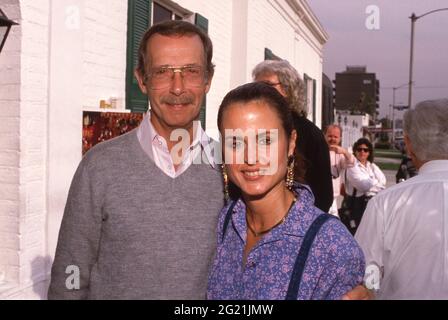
[353,138,374,163]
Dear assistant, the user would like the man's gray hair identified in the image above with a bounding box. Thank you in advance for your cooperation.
[252,60,307,117]
[403,98,448,161]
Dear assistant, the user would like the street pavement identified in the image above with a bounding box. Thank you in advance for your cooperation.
[384,170,397,188]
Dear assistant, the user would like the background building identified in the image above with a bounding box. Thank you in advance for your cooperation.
[333,65,380,120]
[334,110,370,150]
[0,0,328,299]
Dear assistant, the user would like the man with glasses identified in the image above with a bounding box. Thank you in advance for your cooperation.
[356,99,448,299]
[48,21,223,299]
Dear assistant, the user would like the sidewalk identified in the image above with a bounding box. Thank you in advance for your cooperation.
[376,157,401,165]
[384,170,397,188]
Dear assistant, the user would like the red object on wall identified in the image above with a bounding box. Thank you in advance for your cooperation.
[82,111,143,155]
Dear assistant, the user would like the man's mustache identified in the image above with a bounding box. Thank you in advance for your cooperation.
[161,95,194,105]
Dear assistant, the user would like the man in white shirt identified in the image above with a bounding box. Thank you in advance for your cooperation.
[355,98,448,299]
[324,124,355,216]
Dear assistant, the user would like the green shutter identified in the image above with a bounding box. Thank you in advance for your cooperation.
[195,13,208,129]
[126,0,151,113]
[264,48,281,61]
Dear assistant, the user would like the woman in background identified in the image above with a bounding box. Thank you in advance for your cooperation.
[342,138,386,234]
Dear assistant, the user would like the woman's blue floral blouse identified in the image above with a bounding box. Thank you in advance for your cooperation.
[207,185,365,300]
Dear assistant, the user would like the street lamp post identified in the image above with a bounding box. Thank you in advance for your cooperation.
[0,9,18,54]
[391,83,408,145]
[408,8,448,109]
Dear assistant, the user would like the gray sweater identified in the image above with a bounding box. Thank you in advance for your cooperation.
[48,130,224,299]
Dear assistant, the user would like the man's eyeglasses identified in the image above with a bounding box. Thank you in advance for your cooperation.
[356,147,370,153]
[145,65,206,89]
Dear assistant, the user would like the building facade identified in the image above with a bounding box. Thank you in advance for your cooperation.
[333,65,379,119]
[334,110,371,150]
[0,0,328,299]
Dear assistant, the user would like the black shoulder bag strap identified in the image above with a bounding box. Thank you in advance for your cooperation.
[285,214,334,300]
[221,201,237,242]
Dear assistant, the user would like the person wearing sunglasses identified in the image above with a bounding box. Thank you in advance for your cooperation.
[341,138,386,235]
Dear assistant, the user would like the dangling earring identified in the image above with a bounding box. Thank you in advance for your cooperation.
[286,155,295,191]
[222,164,230,201]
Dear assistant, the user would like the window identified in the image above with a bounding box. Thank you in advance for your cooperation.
[153,1,191,24]
[126,1,209,128]
[153,2,172,24]
[304,74,316,123]
[264,48,281,61]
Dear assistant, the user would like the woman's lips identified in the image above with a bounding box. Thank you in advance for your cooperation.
[241,169,268,181]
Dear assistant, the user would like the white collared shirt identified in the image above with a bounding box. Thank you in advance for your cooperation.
[344,160,386,197]
[355,160,448,299]
[136,111,216,178]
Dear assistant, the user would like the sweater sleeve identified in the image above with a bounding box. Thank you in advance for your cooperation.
[47,157,104,299]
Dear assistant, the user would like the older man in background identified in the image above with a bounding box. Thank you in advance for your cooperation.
[324,124,355,217]
[355,99,448,299]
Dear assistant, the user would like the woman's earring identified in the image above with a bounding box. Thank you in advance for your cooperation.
[222,164,230,201]
[286,155,295,191]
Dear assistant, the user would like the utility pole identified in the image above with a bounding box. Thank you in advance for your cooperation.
[408,8,448,109]
[391,84,407,145]
[408,13,416,110]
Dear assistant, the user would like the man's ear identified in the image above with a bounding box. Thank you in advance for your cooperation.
[404,133,423,169]
[204,72,214,94]
[134,70,148,95]
[404,134,413,156]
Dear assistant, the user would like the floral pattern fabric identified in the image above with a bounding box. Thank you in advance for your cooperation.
[207,185,365,300]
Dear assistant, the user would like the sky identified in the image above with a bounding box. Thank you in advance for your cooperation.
[308,0,448,119]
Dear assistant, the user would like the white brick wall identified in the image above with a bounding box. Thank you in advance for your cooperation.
[0,0,22,293]
[83,0,128,108]
[0,0,50,299]
[246,0,326,128]
[18,0,50,299]
[176,0,234,139]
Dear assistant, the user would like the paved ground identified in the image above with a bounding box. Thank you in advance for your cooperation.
[376,157,402,164]
[384,170,396,188]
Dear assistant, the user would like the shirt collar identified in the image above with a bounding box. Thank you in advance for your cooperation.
[418,160,448,175]
[356,159,371,169]
[137,111,216,168]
